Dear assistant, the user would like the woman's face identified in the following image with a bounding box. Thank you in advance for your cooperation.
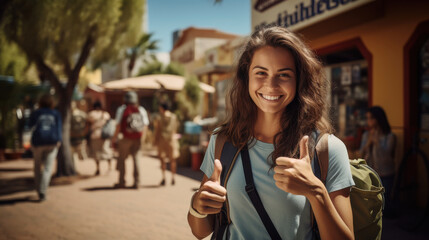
[248,46,297,116]
[366,112,377,129]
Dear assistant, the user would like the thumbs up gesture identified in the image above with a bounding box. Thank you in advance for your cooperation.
[273,135,320,196]
[192,159,227,215]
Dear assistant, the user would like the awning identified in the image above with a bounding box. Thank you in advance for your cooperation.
[102,74,215,93]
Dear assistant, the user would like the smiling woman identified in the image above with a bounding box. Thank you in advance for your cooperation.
[248,46,297,117]
[187,26,355,240]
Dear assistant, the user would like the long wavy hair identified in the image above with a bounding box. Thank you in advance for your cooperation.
[214,26,333,167]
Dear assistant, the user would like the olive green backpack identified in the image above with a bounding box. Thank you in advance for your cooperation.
[314,134,385,240]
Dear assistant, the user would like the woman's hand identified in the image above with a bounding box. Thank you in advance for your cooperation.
[192,159,226,215]
[273,135,322,197]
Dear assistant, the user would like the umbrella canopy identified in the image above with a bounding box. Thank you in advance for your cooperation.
[102,74,215,93]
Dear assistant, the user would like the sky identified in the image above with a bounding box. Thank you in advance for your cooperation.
[147,0,251,54]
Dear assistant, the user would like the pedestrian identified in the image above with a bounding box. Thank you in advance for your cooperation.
[360,106,396,216]
[153,102,180,186]
[187,26,355,239]
[29,94,62,201]
[112,91,149,189]
[87,101,113,175]
[70,101,88,162]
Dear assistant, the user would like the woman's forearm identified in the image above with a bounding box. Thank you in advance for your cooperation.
[187,212,214,239]
[307,185,354,240]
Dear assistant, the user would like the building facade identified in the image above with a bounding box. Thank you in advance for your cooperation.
[251,0,429,205]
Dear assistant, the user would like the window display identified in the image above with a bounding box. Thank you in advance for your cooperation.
[326,60,369,149]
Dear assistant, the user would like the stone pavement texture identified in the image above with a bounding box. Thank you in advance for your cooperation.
[0,150,207,240]
[1,149,429,240]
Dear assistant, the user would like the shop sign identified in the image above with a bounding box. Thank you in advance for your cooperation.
[252,0,376,31]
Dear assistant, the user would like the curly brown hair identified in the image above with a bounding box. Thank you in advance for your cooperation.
[214,26,333,167]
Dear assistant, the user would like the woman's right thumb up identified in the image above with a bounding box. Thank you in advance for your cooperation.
[210,159,222,184]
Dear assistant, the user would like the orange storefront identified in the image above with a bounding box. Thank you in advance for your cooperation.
[252,0,429,164]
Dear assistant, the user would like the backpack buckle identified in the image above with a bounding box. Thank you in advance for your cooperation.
[245,184,255,193]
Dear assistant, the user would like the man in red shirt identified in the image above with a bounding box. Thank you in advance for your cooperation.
[112,91,149,189]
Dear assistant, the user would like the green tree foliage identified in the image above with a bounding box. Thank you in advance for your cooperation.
[1,0,145,176]
[127,33,159,77]
[164,62,185,76]
[137,61,164,76]
[137,61,185,76]
[175,75,201,122]
[0,32,28,82]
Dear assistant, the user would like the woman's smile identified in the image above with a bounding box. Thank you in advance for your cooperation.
[259,93,283,101]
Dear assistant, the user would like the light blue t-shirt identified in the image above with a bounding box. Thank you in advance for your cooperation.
[200,134,355,240]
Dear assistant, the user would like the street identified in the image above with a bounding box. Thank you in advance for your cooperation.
[1,149,428,240]
[0,149,206,240]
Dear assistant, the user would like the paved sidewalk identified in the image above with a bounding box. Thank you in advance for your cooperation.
[0,150,206,240]
[1,150,428,240]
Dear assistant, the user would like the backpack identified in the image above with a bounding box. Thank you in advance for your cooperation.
[120,105,145,139]
[313,133,384,240]
[126,112,144,133]
[71,110,87,138]
[33,113,59,145]
[101,118,116,139]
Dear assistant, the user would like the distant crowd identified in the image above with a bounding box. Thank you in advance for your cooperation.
[29,91,180,201]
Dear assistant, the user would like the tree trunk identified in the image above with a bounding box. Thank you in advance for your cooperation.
[55,90,76,176]
[33,28,95,177]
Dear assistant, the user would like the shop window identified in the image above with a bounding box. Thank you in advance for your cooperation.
[321,48,369,150]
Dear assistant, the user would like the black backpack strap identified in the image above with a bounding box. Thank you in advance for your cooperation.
[212,136,241,240]
[241,145,282,240]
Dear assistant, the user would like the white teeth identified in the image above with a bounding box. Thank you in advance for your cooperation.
[261,94,281,101]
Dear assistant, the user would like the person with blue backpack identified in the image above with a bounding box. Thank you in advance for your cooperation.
[187,26,355,239]
[29,94,62,202]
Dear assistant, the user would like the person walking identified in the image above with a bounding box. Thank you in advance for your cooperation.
[112,91,149,189]
[360,106,396,215]
[70,101,88,162]
[29,94,62,201]
[187,26,355,239]
[87,101,114,175]
[153,102,180,186]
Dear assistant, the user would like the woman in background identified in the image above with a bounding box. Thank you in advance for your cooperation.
[360,106,396,215]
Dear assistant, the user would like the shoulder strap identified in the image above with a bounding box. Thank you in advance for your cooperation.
[212,134,241,240]
[241,146,282,240]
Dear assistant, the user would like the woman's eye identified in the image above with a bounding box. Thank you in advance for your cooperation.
[256,72,266,76]
[278,73,291,78]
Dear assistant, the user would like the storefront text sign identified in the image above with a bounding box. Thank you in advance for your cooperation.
[252,0,376,31]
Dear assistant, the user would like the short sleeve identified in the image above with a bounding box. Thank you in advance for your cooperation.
[115,105,125,123]
[200,134,217,178]
[139,106,149,126]
[325,135,355,193]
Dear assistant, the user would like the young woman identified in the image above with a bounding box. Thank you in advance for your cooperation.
[187,26,355,239]
[87,101,113,175]
[360,106,396,215]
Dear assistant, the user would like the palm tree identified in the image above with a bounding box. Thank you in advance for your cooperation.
[127,33,159,77]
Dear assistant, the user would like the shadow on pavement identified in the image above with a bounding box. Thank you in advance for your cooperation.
[176,166,204,182]
[0,196,40,205]
[82,185,148,191]
[141,184,163,189]
[0,177,35,196]
[0,175,96,196]
[0,167,33,172]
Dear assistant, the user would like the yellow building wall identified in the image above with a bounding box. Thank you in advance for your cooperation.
[306,1,429,168]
